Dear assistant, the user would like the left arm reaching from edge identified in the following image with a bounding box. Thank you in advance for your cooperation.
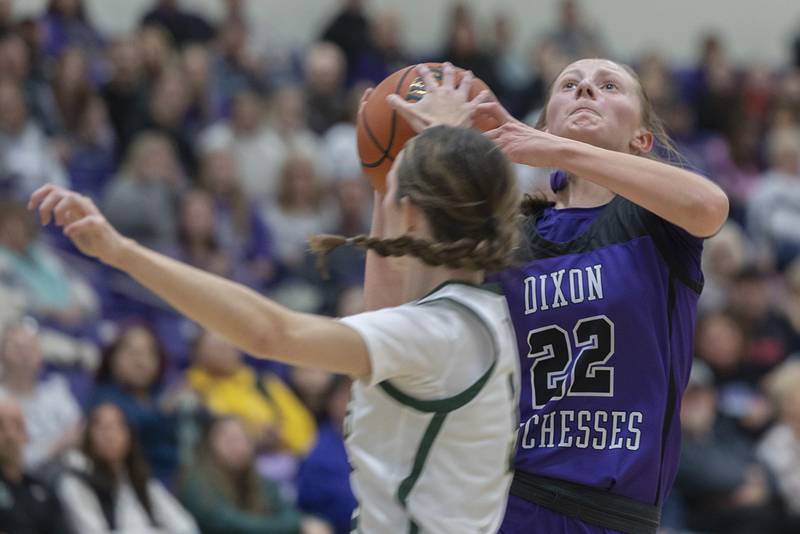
[28,185,371,379]
[479,102,729,238]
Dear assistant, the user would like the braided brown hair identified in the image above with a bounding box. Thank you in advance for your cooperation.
[310,126,520,274]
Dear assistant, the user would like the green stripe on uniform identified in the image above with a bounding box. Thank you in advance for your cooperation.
[397,412,448,507]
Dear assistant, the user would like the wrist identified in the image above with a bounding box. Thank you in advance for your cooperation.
[105,237,137,270]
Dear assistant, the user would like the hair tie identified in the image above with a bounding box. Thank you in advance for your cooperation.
[550,169,569,193]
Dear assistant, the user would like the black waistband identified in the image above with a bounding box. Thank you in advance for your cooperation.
[509,471,661,534]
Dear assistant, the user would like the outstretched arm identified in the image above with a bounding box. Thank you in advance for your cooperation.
[29,185,371,378]
[478,102,729,238]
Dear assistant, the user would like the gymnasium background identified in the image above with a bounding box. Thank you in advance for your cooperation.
[1,1,799,533]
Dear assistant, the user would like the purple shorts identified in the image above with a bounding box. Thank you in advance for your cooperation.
[499,495,626,534]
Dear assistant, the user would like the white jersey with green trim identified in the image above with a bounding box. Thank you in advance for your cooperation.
[340,282,520,534]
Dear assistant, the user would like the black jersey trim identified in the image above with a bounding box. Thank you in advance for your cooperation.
[520,196,704,295]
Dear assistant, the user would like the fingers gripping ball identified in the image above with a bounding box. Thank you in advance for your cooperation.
[357,63,499,193]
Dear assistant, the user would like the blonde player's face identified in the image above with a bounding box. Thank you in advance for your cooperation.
[546,59,647,154]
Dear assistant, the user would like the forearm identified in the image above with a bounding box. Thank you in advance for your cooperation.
[109,239,370,377]
[556,139,729,237]
[111,239,293,358]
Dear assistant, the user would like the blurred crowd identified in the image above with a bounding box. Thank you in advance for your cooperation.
[0,0,799,533]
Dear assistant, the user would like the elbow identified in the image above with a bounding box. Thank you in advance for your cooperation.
[691,189,730,238]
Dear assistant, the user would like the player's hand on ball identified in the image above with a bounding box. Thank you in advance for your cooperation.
[386,62,492,132]
[28,184,129,266]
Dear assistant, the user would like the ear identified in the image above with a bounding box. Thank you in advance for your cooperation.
[630,128,654,155]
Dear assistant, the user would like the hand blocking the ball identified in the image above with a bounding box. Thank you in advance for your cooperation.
[385,63,493,132]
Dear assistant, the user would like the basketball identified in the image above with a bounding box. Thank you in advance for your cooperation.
[357,63,500,194]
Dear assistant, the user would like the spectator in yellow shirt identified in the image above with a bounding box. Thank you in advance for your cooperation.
[186,329,316,456]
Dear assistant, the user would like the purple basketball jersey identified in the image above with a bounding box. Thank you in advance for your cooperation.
[492,196,703,505]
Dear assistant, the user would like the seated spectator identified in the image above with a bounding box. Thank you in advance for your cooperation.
[201,87,325,206]
[180,416,330,534]
[59,402,199,534]
[48,46,93,138]
[297,376,356,534]
[198,148,277,288]
[103,131,182,250]
[264,154,336,273]
[133,69,197,175]
[101,37,149,160]
[288,367,334,422]
[747,127,800,269]
[181,44,215,130]
[90,323,183,482]
[63,95,117,200]
[758,359,800,518]
[699,222,749,313]
[186,330,316,458]
[0,200,99,332]
[303,42,348,135]
[673,361,780,534]
[172,189,235,278]
[140,0,215,48]
[40,0,104,64]
[695,310,773,434]
[210,19,267,114]
[0,321,82,472]
[138,24,174,83]
[728,266,797,375]
[0,397,74,534]
[0,80,68,200]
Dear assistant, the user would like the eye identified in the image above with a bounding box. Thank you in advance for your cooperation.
[561,80,578,90]
[602,82,618,91]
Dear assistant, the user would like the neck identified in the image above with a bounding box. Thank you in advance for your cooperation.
[405,262,484,302]
[555,175,615,209]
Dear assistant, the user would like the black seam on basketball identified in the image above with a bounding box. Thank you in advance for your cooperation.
[360,65,417,168]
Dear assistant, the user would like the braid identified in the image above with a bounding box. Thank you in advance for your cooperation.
[309,228,517,277]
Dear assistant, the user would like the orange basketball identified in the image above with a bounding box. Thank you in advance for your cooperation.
[357,63,499,194]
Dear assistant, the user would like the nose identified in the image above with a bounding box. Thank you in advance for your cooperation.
[576,79,596,99]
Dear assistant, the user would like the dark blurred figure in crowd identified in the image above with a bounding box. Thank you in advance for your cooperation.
[304,42,348,135]
[198,148,277,288]
[694,309,773,435]
[41,0,103,69]
[63,94,116,200]
[319,0,370,86]
[297,376,356,534]
[140,0,215,49]
[547,0,607,60]
[90,323,183,482]
[59,402,198,533]
[672,361,781,534]
[101,37,149,159]
[439,2,502,101]
[0,397,74,534]
[210,18,268,116]
[728,266,798,374]
[351,11,408,86]
[181,415,331,534]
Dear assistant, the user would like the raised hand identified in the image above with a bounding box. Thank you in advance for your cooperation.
[386,62,492,132]
[478,101,564,168]
[28,185,129,266]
